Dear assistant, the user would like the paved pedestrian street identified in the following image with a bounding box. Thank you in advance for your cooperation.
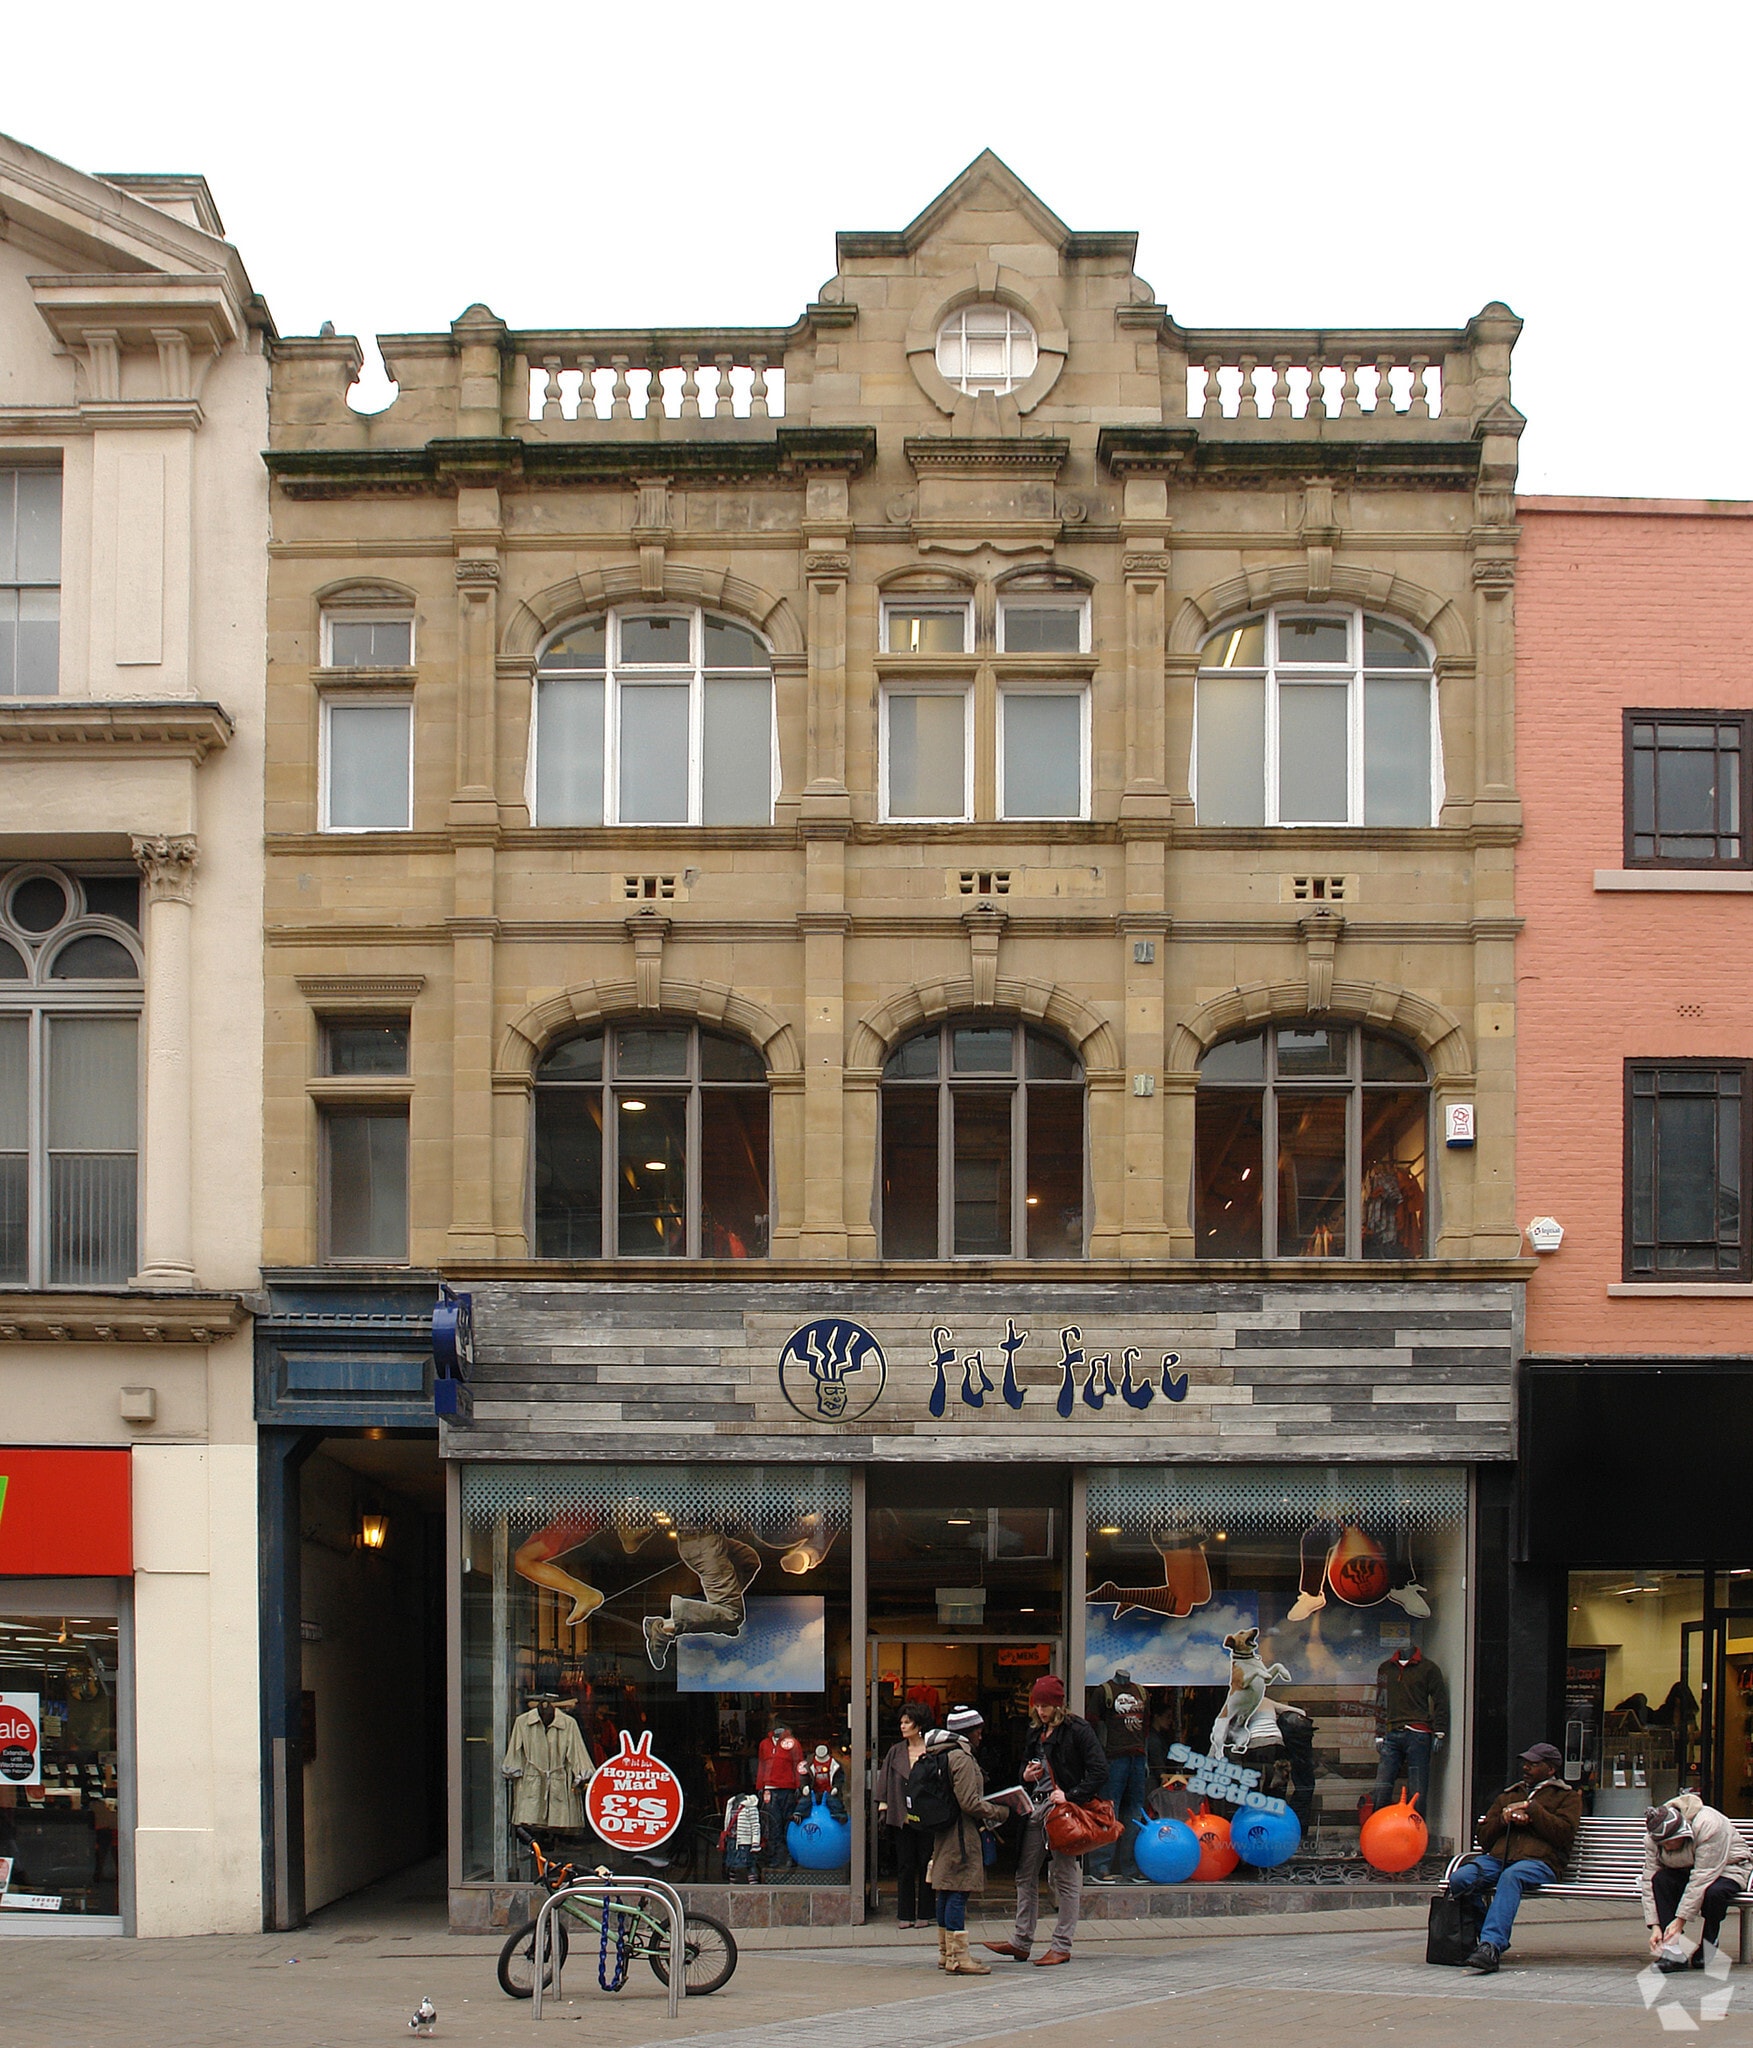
[2,1900,1746,2048]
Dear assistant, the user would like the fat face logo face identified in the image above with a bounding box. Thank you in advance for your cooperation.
[779,1318,887,1424]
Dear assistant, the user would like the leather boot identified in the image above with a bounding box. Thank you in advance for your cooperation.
[944,1930,991,1976]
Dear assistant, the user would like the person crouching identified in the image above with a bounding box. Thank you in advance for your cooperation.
[1643,1796,1753,1970]
[926,1708,1009,1976]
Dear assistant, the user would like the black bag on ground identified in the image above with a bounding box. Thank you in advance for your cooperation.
[1426,1886,1485,1965]
[905,1748,959,1830]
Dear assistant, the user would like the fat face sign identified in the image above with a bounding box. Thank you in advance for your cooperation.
[779,1316,1188,1425]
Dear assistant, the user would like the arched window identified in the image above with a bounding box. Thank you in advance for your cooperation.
[934,305,1037,397]
[1194,606,1439,826]
[0,864,142,1285]
[534,1023,769,1259]
[532,607,774,826]
[1195,1024,1429,1260]
[880,1020,1084,1260]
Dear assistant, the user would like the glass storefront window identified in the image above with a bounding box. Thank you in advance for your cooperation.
[461,1465,851,1886]
[0,1599,122,1918]
[1567,1570,1707,1813]
[1086,1465,1467,1863]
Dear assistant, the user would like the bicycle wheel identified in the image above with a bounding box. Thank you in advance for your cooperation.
[647,1909,737,1996]
[496,1915,570,1999]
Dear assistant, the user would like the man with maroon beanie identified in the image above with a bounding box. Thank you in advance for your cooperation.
[985,1674,1107,1966]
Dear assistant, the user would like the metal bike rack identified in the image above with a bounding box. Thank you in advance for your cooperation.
[530,1877,688,2022]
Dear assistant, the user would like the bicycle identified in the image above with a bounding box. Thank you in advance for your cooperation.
[497,1827,737,2000]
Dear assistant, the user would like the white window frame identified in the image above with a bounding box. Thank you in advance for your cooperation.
[933,305,1039,397]
[996,684,1090,821]
[529,606,778,828]
[1191,604,1443,828]
[880,598,975,657]
[0,867,143,1290]
[997,592,1091,655]
[320,606,416,670]
[320,692,414,833]
[879,685,975,824]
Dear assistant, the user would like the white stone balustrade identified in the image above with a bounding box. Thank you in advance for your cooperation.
[1183,341,1447,422]
[515,340,785,424]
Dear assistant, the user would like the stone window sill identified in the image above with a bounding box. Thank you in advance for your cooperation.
[1594,869,1753,893]
[1607,1282,1753,1297]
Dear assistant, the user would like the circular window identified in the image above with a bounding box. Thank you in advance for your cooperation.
[9,873,68,934]
[934,304,1038,397]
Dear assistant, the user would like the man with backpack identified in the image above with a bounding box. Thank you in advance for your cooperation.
[907,1706,1009,1976]
[984,1675,1109,1967]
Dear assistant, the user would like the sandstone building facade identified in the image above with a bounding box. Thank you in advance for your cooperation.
[258,157,1529,1928]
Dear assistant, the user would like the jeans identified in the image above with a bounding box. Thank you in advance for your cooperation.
[761,1787,797,1866]
[1372,1729,1433,1812]
[935,1888,968,1932]
[1013,1818,1084,1955]
[1086,1753,1151,1877]
[1449,1853,1551,1952]
[1652,1865,1742,1950]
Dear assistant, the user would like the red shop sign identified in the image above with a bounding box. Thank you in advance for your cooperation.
[585,1730,684,1852]
[0,1449,132,1575]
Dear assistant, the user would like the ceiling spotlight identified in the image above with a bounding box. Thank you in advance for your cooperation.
[622,1098,647,1112]
[644,1160,667,1172]
[947,1508,975,1527]
[1098,1524,1121,1537]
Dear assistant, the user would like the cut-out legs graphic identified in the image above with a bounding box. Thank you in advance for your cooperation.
[644,1531,762,1670]
[513,1499,659,1626]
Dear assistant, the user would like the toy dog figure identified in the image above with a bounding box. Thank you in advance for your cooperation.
[1210,1627,1292,1759]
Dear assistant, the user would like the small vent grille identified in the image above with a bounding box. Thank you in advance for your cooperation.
[957,870,1012,898]
[1677,1002,1705,1019]
[1289,875,1348,902]
[623,874,679,902]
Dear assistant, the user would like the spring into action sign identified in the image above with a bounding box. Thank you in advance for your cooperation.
[584,1730,684,1851]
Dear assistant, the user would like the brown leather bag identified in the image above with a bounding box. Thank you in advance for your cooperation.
[1044,1795,1123,1856]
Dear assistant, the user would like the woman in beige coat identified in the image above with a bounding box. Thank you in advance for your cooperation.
[926,1708,1009,1976]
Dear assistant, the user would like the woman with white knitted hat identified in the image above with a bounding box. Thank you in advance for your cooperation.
[922,1707,1009,1975]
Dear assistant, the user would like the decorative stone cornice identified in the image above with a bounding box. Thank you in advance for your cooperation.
[804,551,851,579]
[296,975,427,1006]
[454,557,501,589]
[131,833,198,904]
[903,437,1069,476]
[0,1292,247,1344]
[0,700,232,762]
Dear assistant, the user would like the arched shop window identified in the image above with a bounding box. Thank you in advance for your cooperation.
[533,1022,769,1258]
[880,1019,1085,1259]
[0,864,142,1285]
[1195,1023,1429,1259]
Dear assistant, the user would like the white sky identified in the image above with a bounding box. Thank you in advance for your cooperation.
[5,0,1746,499]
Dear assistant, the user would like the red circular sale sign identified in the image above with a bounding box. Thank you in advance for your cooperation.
[585,1729,684,1851]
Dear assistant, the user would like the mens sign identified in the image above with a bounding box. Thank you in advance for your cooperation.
[0,1450,131,1575]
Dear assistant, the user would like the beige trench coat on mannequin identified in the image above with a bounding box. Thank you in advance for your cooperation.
[502,1708,594,1828]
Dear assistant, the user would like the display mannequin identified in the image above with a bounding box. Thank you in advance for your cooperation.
[501,1689,593,1829]
[1372,1646,1448,1815]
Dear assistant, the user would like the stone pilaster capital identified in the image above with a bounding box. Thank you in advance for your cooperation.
[131,833,197,905]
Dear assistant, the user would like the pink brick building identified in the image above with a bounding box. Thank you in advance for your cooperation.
[1516,498,1753,1819]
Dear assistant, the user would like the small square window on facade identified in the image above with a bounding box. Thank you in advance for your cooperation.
[1624,712,1749,868]
[881,602,971,656]
[323,1019,410,1076]
[322,698,413,831]
[1626,1061,1749,1278]
[882,690,971,821]
[0,466,62,697]
[323,611,414,668]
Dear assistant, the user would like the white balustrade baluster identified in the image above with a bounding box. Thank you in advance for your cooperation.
[1408,355,1431,420]
[1236,354,1259,420]
[1202,354,1225,419]
[679,353,701,420]
[576,356,598,421]
[610,356,633,420]
[1339,356,1361,417]
[713,352,735,417]
[1374,353,1396,414]
[541,356,564,421]
[749,355,770,419]
[647,361,670,419]
[1305,355,1328,420]
[1271,355,1292,420]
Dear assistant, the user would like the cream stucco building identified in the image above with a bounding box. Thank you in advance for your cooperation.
[258,156,1531,1930]
[0,132,267,1935]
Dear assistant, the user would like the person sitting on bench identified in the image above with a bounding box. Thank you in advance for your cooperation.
[1642,1796,1753,1971]
[1448,1741,1581,1974]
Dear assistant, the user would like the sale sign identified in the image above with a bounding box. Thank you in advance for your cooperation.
[0,1696,40,1787]
[584,1729,684,1852]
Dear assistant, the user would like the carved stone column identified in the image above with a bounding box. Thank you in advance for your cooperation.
[131,834,198,1287]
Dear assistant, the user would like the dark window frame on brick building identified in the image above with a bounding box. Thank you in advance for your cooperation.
[1624,1060,1750,1279]
[1623,709,1752,869]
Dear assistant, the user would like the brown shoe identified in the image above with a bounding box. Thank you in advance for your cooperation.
[984,1940,1032,1960]
[1034,1950,1071,1966]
